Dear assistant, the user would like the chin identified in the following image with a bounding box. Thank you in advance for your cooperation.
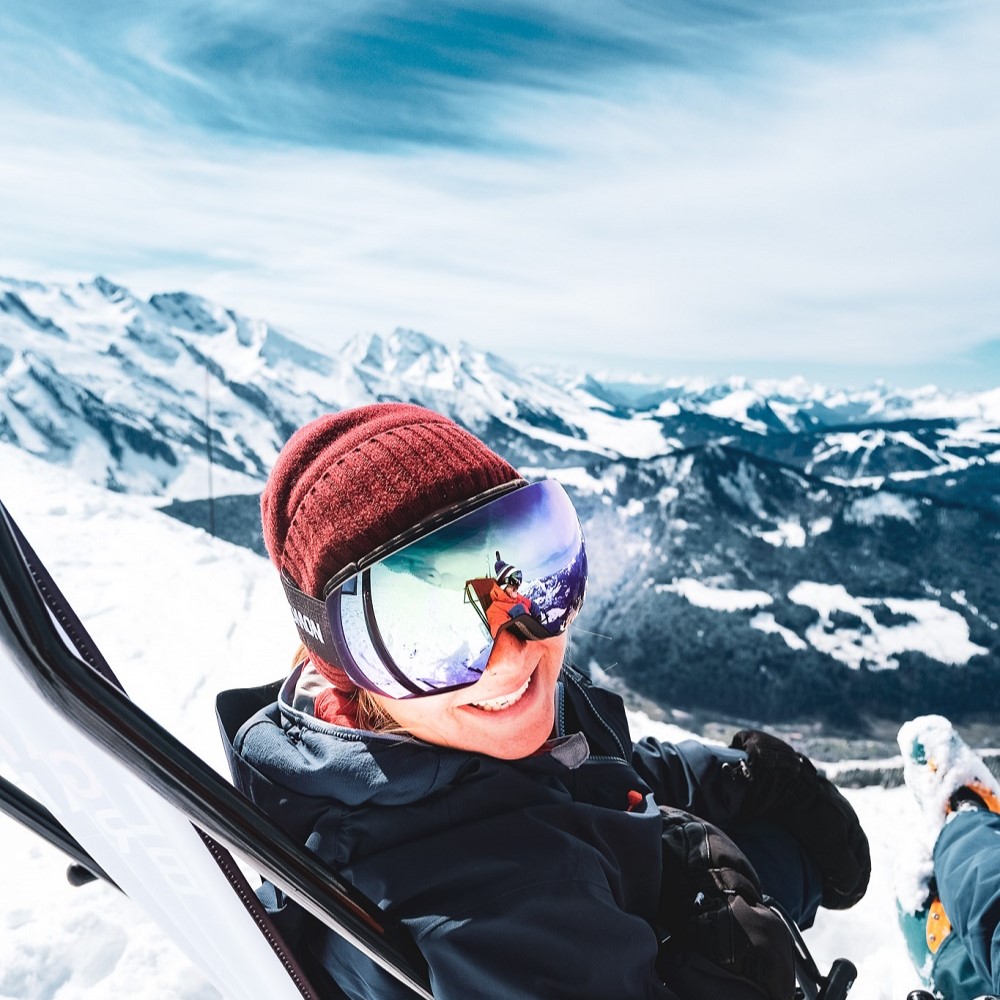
[476,704,557,760]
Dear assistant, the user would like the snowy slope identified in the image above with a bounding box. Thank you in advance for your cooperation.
[0,444,932,998]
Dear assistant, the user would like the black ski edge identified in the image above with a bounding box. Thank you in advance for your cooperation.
[0,772,118,888]
[0,500,433,1000]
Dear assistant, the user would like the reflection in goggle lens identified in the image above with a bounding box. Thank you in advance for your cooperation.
[324,481,587,699]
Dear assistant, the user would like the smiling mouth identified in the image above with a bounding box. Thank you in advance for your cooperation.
[469,674,532,712]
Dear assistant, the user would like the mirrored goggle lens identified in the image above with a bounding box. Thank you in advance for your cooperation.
[325,480,586,698]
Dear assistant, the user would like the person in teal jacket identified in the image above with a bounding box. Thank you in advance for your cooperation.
[222,402,870,1000]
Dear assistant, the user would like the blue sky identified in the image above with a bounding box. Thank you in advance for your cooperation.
[1,1,998,389]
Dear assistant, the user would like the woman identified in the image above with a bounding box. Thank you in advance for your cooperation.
[218,403,870,1000]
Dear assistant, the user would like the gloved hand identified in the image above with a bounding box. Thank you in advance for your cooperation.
[658,807,795,1000]
[729,729,871,910]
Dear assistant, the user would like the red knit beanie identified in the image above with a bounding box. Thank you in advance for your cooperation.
[262,403,521,700]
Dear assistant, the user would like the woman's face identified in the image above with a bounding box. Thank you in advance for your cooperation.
[372,629,567,759]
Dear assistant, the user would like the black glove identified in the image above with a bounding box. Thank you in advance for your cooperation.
[729,729,871,910]
[657,806,796,1000]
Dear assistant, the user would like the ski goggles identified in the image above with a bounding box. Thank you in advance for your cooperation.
[280,480,587,699]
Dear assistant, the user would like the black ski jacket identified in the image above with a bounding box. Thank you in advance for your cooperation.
[218,664,806,1000]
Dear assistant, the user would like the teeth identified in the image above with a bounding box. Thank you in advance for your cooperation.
[471,676,531,711]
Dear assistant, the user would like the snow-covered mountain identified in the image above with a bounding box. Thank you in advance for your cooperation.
[0,274,674,499]
[2,274,998,733]
[4,274,998,503]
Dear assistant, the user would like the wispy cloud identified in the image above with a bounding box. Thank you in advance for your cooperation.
[0,1,997,388]
[0,1,953,150]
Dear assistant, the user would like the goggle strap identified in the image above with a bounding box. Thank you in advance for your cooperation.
[279,574,340,664]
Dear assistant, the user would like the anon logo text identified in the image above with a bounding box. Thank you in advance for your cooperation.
[291,607,323,641]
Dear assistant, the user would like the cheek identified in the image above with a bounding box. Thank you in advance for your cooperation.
[372,636,568,751]
[537,638,567,681]
[369,690,459,740]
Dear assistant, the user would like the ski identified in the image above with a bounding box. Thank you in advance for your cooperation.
[0,499,432,1000]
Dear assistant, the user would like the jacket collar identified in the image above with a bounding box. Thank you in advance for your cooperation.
[274,664,592,788]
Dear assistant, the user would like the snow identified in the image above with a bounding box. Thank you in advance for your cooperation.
[950,589,999,631]
[657,578,773,611]
[882,599,989,664]
[802,425,979,485]
[845,493,919,526]
[704,389,769,433]
[890,431,953,468]
[718,460,768,518]
[903,386,1000,424]
[0,446,976,999]
[788,582,988,670]
[811,431,885,465]
[519,465,617,495]
[0,817,221,1000]
[157,453,262,499]
[938,421,1000,449]
[5,275,998,516]
[750,611,808,650]
[505,409,671,461]
[768,399,805,432]
[756,519,807,547]
[4,275,691,503]
[620,498,645,518]
[892,715,1000,929]
[746,375,824,401]
[653,399,681,418]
